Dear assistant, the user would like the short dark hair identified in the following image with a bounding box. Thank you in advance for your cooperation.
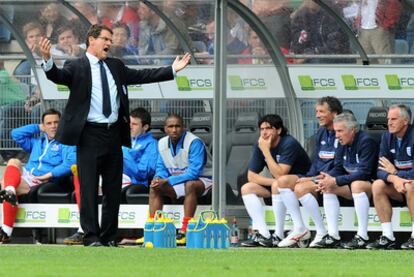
[112,22,131,39]
[317,96,343,115]
[258,114,287,136]
[165,114,184,126]
[85,24,113,47]
[42,108,61,122]
[56,24,76,39]
[130,107,151,128]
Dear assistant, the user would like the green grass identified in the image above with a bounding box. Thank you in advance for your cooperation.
[1,246,414,276]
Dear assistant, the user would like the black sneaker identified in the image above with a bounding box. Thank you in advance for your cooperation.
[240,233,260,247]
[366,236,396,250]
[312,234,341,248]
[0,228,10,244]
[272,235,282,247]
[342,235,368,250]
[0,190,18,206]
[401,237,414,250]
[63,232,84,245]
[257,233,274,247]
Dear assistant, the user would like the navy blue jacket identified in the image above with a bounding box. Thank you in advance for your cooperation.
[305,127,341,177]
[377,125,414,181]
[328,130,378,186]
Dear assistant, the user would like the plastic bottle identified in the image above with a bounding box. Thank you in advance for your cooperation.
[230,217,240,247]
[186,219,197,248]
[143,218,155,244]
[247,218,254,240]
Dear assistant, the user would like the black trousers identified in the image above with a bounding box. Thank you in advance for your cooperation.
[77,123,122,245]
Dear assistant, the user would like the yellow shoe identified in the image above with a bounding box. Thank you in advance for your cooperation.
[135,236,144,245]
[176,233,186,246]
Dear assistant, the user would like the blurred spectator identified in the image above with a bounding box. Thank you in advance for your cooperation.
[98,3,140,46]
[14,22,45,77]
[406,14,414,51]
[0,62,30,162]
[137,2,183,65]
[239,28,293,64]
[69,2,99,42]
[0,5,13,43]
[355,0,401,64]
[228,9,248,46]
[337,0,359,33]
[239,29,270,64]
[109,22,140,65]
[394,9,411,40]
[203,20,247,64]
[290,0,352,64]
[39,3,69,44]
[51,25,85,66]
[13,22,43,125]
[253,0,291,50]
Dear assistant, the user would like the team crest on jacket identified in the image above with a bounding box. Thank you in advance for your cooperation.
[51,144,59,151]
[334,139,339,148]
[407,147,412,157]
[276,155,281,163]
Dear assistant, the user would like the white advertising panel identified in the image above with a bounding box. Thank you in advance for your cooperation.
[36,65,285,100]
[2,204,411,232]
[289,65,414,99]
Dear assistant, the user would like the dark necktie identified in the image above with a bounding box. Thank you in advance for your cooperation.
[99,60,111,118]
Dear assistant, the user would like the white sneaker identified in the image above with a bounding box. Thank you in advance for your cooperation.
[309,232,327,248]
[278,229,311,248]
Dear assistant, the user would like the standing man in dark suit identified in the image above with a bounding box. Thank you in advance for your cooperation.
[39,24,190,247]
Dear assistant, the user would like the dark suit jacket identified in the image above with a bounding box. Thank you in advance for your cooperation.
[45,55,174,147]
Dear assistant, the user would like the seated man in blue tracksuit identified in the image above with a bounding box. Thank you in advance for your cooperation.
[0,109,76,243]
[149,114,211,245]
[313,112,378,249]
[121,107,158,191]
[277,96,343,248]
[367,104,414,250]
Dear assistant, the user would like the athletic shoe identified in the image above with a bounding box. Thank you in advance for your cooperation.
[176,232,186,246]
[309,233,327,248]
[240,233,260,247]
[272,234,282,247]
[278,229,311,248]
[401,237,414,250]
[0,228,10,244]
[257,233,274,247]
[366,236,396,250]
[312,234,341,248]
[135,237,144,245]
[0,190,18,206]
[341,235,368,250]
[63,232,84,245]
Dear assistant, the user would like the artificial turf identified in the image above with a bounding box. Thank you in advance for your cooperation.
[1,246,413,276]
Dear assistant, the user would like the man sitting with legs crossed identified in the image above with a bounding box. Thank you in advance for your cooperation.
[0,109,76,243]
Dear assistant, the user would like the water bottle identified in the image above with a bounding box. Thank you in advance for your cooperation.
[230,217,240,247]
[247,218,253,240]
[220,218,230,248]
[143,218,155,244]
[186,219,197,248]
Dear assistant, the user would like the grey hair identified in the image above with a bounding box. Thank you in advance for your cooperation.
[333,112,359,132]
[389,104,412,122]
